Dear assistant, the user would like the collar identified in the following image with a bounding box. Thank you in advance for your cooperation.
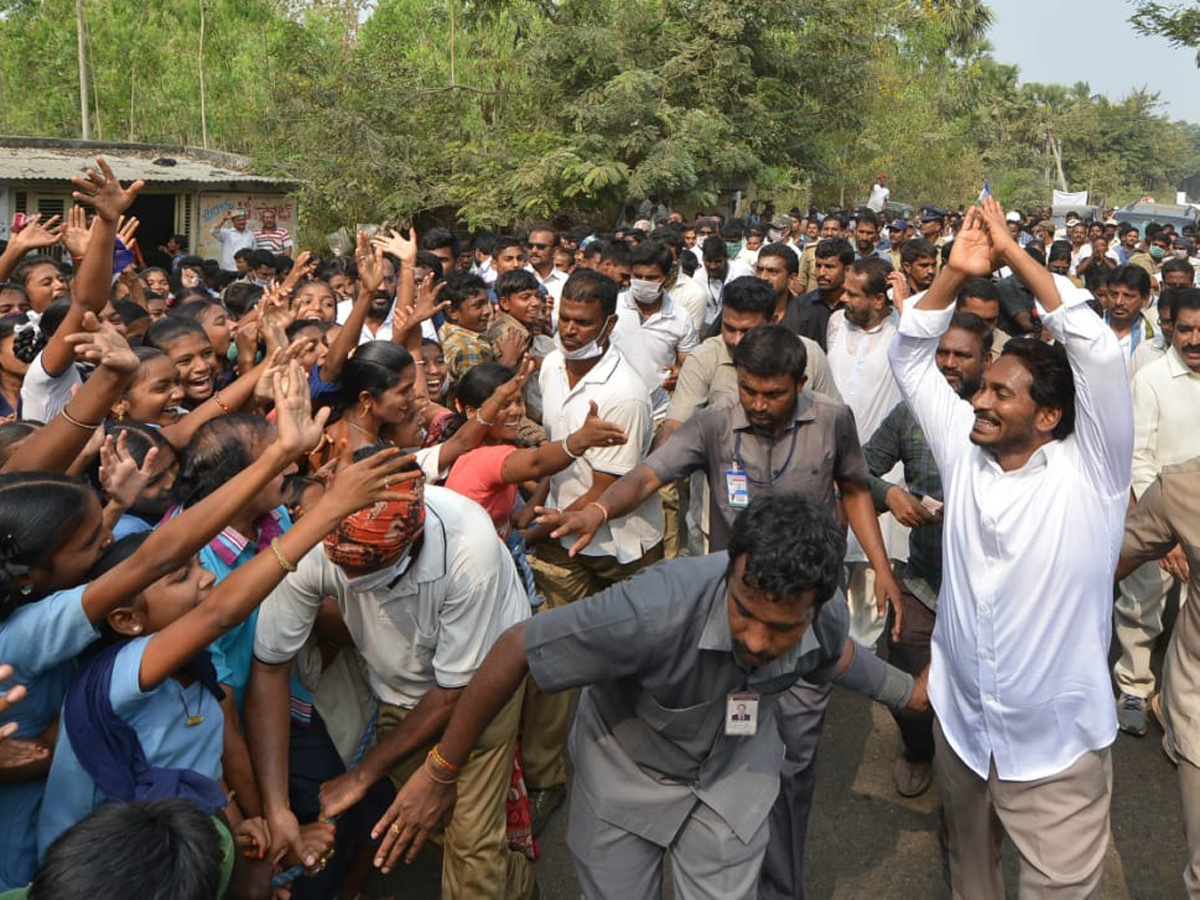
[387,495,449,593]
[1167,345,1200,378]
[619,289,678,319]
[548,344,622,394]
[729,391,815,433]
[438,321,486,342]
[208,507,287,566]
[697,568,822,667]
[979,439,1057,476]
[526,264,566,285]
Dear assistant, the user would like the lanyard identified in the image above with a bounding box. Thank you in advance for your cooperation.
[733,428,799,486]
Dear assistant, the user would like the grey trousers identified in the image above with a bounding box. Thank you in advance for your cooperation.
[758,680,832,900]
[934,719,1112,899]
[1179,756,1200,897]
[567,783,769,900]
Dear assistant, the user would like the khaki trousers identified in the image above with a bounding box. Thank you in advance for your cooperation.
[934,720,1112,899]
[522,539,663,789]
[378,686,533,900]
[1179,756,1200,897]
[660,478,686,559]
[1114,560,1177,698]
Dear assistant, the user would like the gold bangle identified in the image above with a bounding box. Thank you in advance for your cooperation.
[424,756,458,785]
[60,406,100,430]
[270,538,297,573]
[213,392,231,414]
[586,500,610,525]
[430,744,463,773]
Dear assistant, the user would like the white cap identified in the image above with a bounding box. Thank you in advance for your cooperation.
[1005,210,1022,223]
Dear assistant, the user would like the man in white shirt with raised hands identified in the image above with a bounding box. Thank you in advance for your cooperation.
[888,196,1133,898]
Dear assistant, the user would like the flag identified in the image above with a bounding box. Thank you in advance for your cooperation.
[977,178,991,202]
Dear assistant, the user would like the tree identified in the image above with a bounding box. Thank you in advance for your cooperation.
[1129,1,1200,64]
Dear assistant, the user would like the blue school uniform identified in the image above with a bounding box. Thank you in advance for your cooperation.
[0,586,97,889]
[36,637,223,855]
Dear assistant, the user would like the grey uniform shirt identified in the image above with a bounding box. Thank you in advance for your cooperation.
[645,393,869,552]
[525,553,849,845]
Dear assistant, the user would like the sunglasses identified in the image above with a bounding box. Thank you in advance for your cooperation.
[527,242,552,250]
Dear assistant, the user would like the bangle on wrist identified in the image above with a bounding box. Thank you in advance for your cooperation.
[213,392,231,414]
[429,744,463,773]
[60,406,101,430]
[424,754,458,785]
[270,538,297,573]
[586,500,609,525]
[561,436,581,459]
[475,411,494,427]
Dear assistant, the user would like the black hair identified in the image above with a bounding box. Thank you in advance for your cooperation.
[421,227,460,256]
[335,340,414,414]
[471,230,497,255]
[946,312,993,355]
[414,251,445,283]
[316,255,358,282]
[282,474,323,511]
[1161,258,1195,281]
[173,413,273,507]
[29,798,224,900]
[139,266,170,285]
[1024,244,1046,267]
[726,494,845,605]
[285,318,323,342]
[814,238,855,266]
[11,254,62,288]
[442,270,488,308]
[1169,286,1200,316]
[630,240,673,275]
[720,221,744,241]
[232,248,255,263]
[722,275,777,317]
[561,268,619,318]
[247,249,277,271]
[998,339,1076,440]
[114,299,149,327]
[565,225,593,244]
[525,225,558,245]
[850,256,893,296]
[0,313,28,348]
[900,238,937,265]
[1046,240,1073,267]
[731,324,807,380]
[13,296,71,363]
[1108,264,1152,297]
[441,362,514,443]
[756,242,799,275]
[599,241,632,268]
[701,234,728,262]
[494,268,540,299]
[958,277,998,303]
[0,472,97,618]
[145,316,210,354]
[222,282,264,318]
[169,299,221,324]
[492,236,526,259]
[0,421,39,467]
[856,211,879,230]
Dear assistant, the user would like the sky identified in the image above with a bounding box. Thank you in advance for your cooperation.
[986,0,1200,124]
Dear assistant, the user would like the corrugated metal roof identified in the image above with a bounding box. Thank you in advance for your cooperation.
[0,138,295,187]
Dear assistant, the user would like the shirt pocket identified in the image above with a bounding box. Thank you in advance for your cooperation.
[377,596,438,663]
[634,691,720,749]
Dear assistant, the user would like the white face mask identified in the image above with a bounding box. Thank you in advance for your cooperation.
[628,278,663,306]
[341,550,413,593]
[767,228,783,242]
[554,316,614,360]
[1174,249,1190,260]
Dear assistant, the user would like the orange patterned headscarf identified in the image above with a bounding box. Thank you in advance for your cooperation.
[322,479,425,569]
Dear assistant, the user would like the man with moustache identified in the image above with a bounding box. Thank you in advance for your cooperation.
[888,198,1133,897]
[794,237,854,351]
[798,214,845,291]
[863,312,991,798]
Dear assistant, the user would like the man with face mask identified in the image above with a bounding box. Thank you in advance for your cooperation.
[693,235,753,327]
[246,471,535,900]
[520,267,664,833]
[863,313,991,798]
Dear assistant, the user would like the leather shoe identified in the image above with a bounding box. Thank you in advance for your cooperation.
[893,756,933,797]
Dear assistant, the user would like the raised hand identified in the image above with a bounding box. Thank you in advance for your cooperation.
[945,207,995,278]
[356,230,386,295]
[493,325,529,368]
[272,360,332,457]
[99,431,160,509]
[0,662,25,735]
[116,214,140,252]
[11,213,62,253]
[978,194,1019,259]
[70,157,144,223]
[65,311,139,374]
[487,356,535,412]
[320,444,423,518]
[59,206,91,259]
[371,227,418,268]
[413,274,449,323]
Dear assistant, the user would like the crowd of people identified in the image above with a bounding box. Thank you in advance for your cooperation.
[0,156,1197,899]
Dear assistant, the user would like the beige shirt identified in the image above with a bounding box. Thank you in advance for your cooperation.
[1122,459,1200,766]
[1131,346,1200,498]
[664,333,842,425]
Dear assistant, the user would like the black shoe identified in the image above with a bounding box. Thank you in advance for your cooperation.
[528,785,566,838]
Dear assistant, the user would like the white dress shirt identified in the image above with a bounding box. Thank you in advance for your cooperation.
[611,291,699,420]
[526,264,568,324]
[889,288,1133,781]
[668,275,707,332]
[253,487,529,709]
[539,346,662,563]
[1131,345,1200,498]
[827,308,906,562]
[692,258,754,325]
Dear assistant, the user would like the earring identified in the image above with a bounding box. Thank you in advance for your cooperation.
[132,625,141,634]
[19,584,31,596]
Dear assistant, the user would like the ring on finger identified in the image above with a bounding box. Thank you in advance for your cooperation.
[390,821,401,836]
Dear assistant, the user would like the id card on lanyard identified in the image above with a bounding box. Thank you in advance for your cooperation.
[725,464,749,509]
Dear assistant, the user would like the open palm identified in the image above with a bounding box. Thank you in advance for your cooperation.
[946,207,995,278]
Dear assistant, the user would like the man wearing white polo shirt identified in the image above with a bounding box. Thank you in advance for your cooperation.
[523,266,663,832]
[888,198,1133,897]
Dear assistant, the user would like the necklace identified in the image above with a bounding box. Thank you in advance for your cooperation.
[345,417,378,441]
[177,685,205,727]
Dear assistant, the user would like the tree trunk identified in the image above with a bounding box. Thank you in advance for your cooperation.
[75,0,91,140]
[198,0,209,148]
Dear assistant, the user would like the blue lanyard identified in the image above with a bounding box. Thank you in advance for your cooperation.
[733,428,800,486]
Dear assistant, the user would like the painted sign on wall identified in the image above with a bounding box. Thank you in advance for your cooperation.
[195,192,298,261]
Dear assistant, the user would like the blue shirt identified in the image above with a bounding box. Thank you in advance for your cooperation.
[0,586,97,889]
[36,637,224,855]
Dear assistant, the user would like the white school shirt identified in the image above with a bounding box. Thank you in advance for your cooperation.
[539,346,662,563]
[1131,346,1200,498]
[254,487,529,709]
[692,258,754,325]
[611,291,699,420]
[889,288,1133,781]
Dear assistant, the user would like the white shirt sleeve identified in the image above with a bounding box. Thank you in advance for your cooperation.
[1036,288,1133,499]
[19,351,82,423]
[889,297,976,470]
[253,548,329,664]
[585,396,653,477]
[1130,367,1161,499]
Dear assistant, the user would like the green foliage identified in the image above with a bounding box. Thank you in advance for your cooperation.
[0,0,1196,244]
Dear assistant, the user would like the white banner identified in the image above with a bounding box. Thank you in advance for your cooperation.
[1053,189,1089,207]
